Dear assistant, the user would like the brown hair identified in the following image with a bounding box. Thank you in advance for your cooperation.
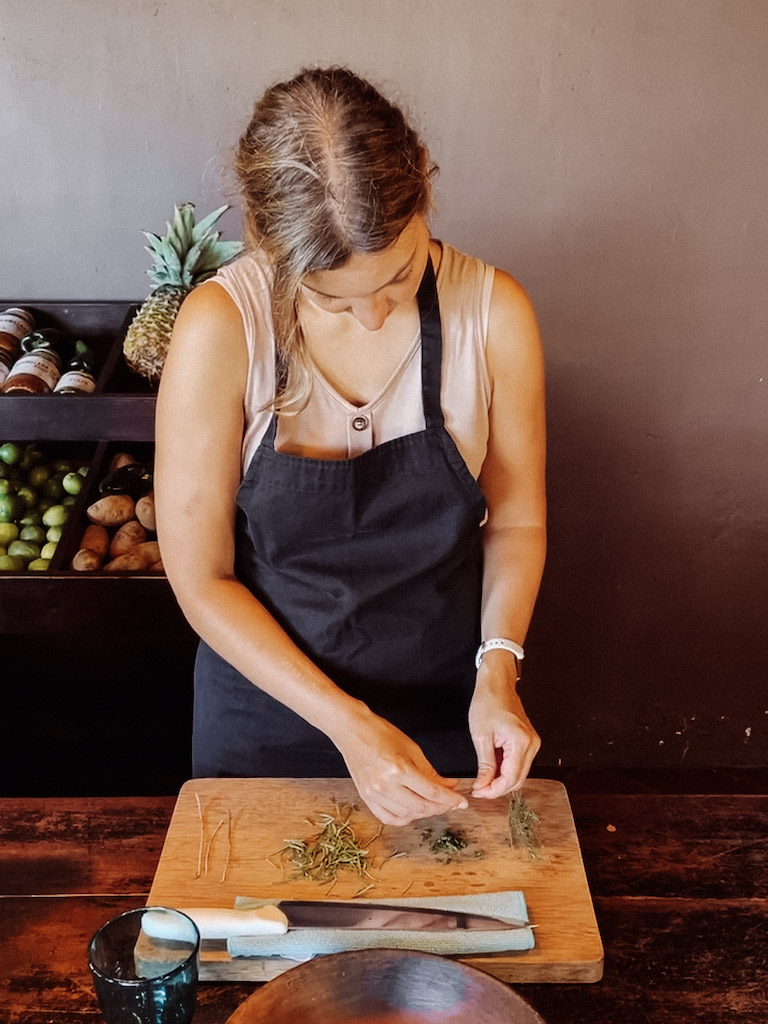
[233,66,437,412]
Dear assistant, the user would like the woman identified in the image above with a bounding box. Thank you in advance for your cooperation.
[155,67,546,827]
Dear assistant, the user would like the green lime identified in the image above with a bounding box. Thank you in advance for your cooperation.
[16,485,38,509]
[62,495,77,507]
[42,477,65,501]
[52,459,75,474]
[0,554,24,571]
[62,472,83,496]
[46,525,63,543]
[77,464,90,478]
[41,541,58,560]
[42,504,68,527]
[0,480,14,495]
[8,539,40,563]
[0,494,23,523]
[20,525,46,545]
[19,510,42,527]
[23,444,46,467]
[27,558,50,571]
[0,522,18,546]
[0,442,21,466]
[27,465,51,488]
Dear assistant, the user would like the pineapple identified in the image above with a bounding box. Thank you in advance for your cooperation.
[123,202,243,382]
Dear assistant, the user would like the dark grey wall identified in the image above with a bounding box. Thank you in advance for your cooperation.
[2,1,766,765]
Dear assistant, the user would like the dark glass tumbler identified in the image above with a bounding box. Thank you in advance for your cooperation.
[88,907,200,1024]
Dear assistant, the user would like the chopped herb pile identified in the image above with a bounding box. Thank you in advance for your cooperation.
[427,827,469,854]
[282,812,375,884]
[508,791,540,859]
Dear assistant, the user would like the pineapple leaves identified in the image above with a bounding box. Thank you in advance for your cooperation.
[191,204,230,244]
[177,202,196,240]
[142,202,243,288]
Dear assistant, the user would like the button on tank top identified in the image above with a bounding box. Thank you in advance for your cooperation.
[212,241,496,479]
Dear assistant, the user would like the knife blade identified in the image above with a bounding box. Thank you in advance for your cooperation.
[142,902,532,942]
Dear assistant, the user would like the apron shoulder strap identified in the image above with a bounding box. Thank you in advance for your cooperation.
[417,256,445,428]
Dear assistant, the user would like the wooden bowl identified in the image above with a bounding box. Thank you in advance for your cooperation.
[225,949,547,1024]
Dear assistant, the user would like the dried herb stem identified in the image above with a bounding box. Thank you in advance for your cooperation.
[194,792,204,879]
[204,816,225,876]
[219,808,232,883]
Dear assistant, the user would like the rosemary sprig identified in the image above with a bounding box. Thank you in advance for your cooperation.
[508,791,540,859]
[281,811,376,885]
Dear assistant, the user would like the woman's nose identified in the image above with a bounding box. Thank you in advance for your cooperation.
[351,295,391,331]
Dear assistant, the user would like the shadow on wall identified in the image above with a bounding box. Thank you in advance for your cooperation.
[519,210,768,769]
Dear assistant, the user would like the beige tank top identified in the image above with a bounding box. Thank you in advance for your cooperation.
[213,241,495,479]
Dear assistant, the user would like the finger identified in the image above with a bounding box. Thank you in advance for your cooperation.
[475,738,533,799]
[372,799,424,827]
[470,735,499,793]
[401,766,468,810]
[364,779,443,822]
[364,798,413,827]
[514,734,541,791]
[390,781,465,820]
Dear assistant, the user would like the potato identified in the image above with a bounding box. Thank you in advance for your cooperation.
[135,491,156,531]
[133,541,160,566]
[81,523,109,558]
[87,494,135,526]
[109,451,137,473]
[104,552,147,572]
[109,519,147,557]
[71,548,103,572]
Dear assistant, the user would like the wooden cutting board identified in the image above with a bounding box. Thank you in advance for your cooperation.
[148,777,603,983]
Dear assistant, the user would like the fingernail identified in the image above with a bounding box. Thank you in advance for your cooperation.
[457,799,468,809]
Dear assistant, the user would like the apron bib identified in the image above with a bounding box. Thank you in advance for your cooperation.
[193,258,487,777]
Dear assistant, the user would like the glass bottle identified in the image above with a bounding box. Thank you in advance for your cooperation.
[53,340,97,395]
[1,328,71,395]
[0,307,35,386]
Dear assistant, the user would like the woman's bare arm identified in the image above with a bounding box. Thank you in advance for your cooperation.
[470,269,546,798]
[154,281,359,738]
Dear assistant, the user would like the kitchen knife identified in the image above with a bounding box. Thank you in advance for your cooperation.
[142,902,532,942]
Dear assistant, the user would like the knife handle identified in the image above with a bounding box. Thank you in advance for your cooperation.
[142,906,289,941]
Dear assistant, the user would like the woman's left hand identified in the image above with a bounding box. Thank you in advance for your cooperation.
[468,652,541,799]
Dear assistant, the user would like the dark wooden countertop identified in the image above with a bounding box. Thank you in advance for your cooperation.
[2,774,767,1023]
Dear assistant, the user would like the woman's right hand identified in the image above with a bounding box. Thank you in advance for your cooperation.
[335,712,468,826]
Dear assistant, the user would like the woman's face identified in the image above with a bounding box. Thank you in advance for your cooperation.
[301,215,431,332]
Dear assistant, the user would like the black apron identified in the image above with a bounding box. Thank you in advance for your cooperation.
[193,258,486,778]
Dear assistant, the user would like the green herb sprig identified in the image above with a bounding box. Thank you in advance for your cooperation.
[281,811,376,885]
[508,791,540,859]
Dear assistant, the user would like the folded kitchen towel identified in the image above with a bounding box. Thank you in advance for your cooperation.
[227,891,534,960]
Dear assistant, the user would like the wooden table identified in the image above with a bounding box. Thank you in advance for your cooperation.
[2,772,767,1023]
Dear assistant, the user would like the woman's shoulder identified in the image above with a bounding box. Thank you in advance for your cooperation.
[439,240,534,319]
[175,249,275,362]
[214,249,273,288]
[435,239,489,284]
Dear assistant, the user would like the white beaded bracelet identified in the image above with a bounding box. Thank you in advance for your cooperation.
[475,638,525,671]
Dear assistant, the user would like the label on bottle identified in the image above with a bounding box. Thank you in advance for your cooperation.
[0,308,35,340]
[54,370,96,394]
[4,351,61,390]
